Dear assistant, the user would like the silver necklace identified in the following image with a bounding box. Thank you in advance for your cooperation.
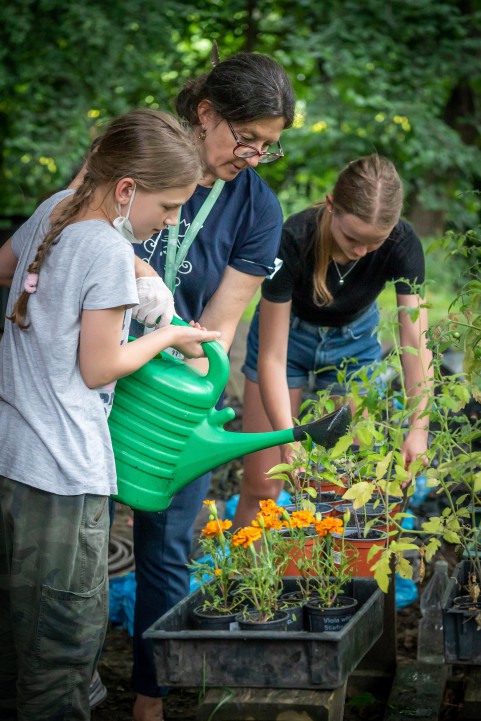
[332,258,359,286]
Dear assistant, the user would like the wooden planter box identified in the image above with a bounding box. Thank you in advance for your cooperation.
[442,560,481,665]
[143,577,384,689]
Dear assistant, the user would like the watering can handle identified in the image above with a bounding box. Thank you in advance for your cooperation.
[170,316,230,389]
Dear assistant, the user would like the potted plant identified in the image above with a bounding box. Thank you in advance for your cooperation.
[410,366,481,662]
[189,497,370,633]
[291,516,359,632]
[271,424,418,588]
[188,500,244,629]
[389,224,481,661]
[209,497,369,634]
[230,499,293,630]
[144,510,385,688]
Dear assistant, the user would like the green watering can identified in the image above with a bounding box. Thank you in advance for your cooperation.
[109,318,351,512]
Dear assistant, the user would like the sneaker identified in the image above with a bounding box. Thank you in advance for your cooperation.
[89,670,108,709]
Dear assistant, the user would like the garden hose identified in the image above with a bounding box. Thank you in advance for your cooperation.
[108,534,135,577]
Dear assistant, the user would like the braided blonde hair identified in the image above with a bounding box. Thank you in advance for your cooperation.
[9,109,202,329]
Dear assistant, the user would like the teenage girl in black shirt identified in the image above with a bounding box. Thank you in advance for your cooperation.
[235,154,432,528]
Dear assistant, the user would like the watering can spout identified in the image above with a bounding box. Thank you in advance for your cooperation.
[173,404,351,491]
[108,319,352,512]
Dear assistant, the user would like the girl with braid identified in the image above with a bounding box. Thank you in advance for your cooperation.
[0,108,219,721]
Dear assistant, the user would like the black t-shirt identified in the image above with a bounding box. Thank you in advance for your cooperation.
[261,206,425,326]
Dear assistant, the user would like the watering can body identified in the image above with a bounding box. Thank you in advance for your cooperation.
[109,320,351,512]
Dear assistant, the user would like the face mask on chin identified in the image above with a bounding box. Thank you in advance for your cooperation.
[112,185,143,244]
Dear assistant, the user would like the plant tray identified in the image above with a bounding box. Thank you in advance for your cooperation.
[144,577,384,689]
[442,560,481,665]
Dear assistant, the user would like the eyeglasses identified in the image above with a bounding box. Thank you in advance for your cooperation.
[225,119,284,164]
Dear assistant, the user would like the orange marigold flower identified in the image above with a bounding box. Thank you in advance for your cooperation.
[231,526,263,547]
[214,568,222,576]
[314,517,344,537]
[259,499,283,515]
[201,519,232,538]
[253,513,284,530]
[289,510,316,528]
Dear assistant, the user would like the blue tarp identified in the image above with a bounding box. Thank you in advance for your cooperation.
[109,572,136,636]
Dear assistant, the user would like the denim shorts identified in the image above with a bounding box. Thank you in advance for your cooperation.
[242,302,382,396]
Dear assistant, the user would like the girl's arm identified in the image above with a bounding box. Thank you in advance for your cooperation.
[397,293,433,467]
[257,298,294,430]
[257,298,297,463]
[134,254,158,278]
[79,307,220,389]
[0,239,18,287]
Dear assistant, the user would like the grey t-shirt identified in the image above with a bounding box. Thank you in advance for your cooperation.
[0,191,138,495]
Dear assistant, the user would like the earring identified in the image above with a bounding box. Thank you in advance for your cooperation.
[199,128,206,141]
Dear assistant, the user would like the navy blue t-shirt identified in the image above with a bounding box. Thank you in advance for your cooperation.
[132,168,282,329]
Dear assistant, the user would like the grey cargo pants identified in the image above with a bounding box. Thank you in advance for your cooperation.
[0,476,109,721]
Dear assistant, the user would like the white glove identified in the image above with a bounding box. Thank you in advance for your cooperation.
[131,276,175,328]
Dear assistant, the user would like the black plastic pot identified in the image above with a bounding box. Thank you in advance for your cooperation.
[441,560,481,664]
[279,590,306,631]
[318,491,339,505]
[289,491,315,504]
[290,489,340,506]
[304,596,358,633]
[334,502,381,522]
[190,606,239,631]
[235,609,289,632]
[452,595,481,610]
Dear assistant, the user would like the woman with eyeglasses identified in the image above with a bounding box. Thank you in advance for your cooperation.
[233,154,433,531]
[130,49,294,721]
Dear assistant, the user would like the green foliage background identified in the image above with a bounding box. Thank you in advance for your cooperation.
[1,0,480,230]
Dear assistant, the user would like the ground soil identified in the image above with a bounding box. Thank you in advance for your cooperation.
[92,395,466,721]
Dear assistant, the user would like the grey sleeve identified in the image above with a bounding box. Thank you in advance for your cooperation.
[11,191,74,259]
[81,239,138,311]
